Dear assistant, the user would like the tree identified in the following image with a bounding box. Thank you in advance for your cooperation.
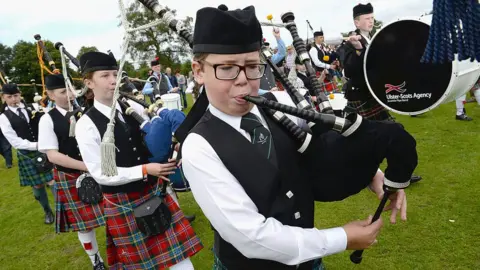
[9,40,71,102]
[135,61,151,79]
[0,43,13,75]
[371,19,383,35]
[121,60,137,76]
[179,60,192,75]
[121,2,193,66]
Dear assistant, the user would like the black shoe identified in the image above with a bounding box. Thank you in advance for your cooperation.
[6,165,12,169]
[93,254,106,270]
[410,175,422,184]
[93,261,106,270]
[185,214,196,223]
[44,211,54,224]
[456,114,473,121]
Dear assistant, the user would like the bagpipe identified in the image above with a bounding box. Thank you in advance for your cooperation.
[116,94,189,191]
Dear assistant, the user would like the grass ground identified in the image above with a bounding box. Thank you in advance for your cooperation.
[0,94,479,269]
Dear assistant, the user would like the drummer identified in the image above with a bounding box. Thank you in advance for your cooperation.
[142,57,179,101]
[343,2,422,183]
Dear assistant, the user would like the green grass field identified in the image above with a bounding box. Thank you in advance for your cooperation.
[0,94,479,269]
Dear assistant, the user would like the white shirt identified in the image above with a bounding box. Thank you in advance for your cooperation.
[38,106,69,153]
[126,99,150,122]
[182,105,347,266]
[359,30,371,45]
[0,106,37,151]
[75,99,144,186]
[309,44,331,69]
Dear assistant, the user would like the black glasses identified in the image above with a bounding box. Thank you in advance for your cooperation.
[201,60,267,80]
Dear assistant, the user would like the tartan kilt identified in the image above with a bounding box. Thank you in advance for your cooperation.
[53,168,105,233]
[212,252,326,270]
[320,78,338,93]
[104,180,203,269]
[17,150,53,187]
[347,99,395,121]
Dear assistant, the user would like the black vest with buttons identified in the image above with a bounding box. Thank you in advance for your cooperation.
[3,108,38,142]
[48,108,83,173]
[86,106,152,193]
[191,109,316,270]
[259,66,276,91]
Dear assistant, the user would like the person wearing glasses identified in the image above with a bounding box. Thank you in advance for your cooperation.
[182,4,383,269]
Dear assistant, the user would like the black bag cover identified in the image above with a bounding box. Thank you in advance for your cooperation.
[76,173,103,204]
[133,196,172,237]
[34,153,54,173]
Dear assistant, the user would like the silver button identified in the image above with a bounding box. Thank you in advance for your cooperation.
[129,138,132,141]
[133,147,136,151]
[294,212,301,219]
[137,157,140,160]
[286,191,293,198]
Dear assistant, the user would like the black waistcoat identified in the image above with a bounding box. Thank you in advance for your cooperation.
[49,108,83,173]
[311,44,327,72]
[260,66,277,91]
[86,106,152,193]
[3,108,37,142]
[343,29,371,101]
[191,109,316,270]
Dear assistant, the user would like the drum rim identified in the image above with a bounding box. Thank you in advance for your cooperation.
[160,93,181,101]
[363,16,459,116]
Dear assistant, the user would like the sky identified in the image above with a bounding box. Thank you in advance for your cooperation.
[0,0,432,66]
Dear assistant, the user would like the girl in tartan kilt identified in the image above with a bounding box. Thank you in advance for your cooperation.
[38,74,106,270]
[0,83,55,224]
[75,51,202,269]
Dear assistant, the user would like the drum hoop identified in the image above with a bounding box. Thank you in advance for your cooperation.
[363,16,460,116]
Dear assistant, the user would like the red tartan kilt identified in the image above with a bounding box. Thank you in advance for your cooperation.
[323,79,338,92]
[104,180,202,269]
[54,168,105,233]
[275,80,284,90]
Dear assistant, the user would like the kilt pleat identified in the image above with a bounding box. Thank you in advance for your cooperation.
[346,99,394,121]
[17,150,53,186]
[103,180,203,269]
[54,169,105,233]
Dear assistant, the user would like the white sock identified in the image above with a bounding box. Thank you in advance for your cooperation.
[169,258,194,270]
[474,89,480,105]
[456,95,466,115]
[78,230,103,266]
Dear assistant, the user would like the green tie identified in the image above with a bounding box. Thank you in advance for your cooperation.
[240,112,276,164]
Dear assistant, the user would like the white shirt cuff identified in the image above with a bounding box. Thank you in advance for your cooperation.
[38,146,59,153]
[30,142,38,151]
[322,227,348,256]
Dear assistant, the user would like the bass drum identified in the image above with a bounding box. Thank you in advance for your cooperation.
[364,15,480,115]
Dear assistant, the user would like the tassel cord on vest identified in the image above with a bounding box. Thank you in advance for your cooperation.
[100,0,133,177]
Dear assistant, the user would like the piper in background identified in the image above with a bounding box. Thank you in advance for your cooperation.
[0,83,55,224]
[75,51,202,269]
[343,2,422,183]
[38,74,106,270]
